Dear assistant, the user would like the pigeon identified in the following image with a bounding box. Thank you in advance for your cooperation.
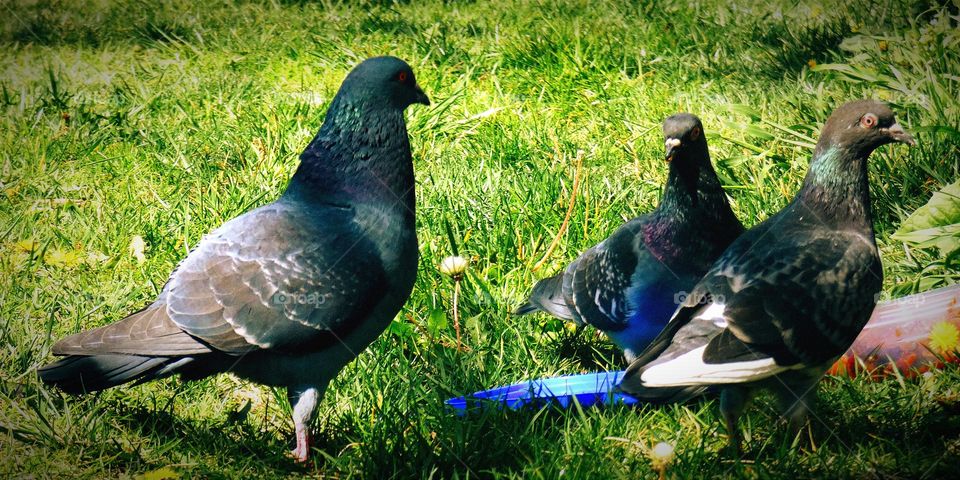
[516,114,744,362]
[38,56,430,462]
[617,100,915,453]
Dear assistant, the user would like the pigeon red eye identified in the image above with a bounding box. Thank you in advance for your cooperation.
[860,113,877,129]
[397,71,408,82]
[691,126,701,140]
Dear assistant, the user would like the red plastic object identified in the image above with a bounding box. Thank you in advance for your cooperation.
[829,284,960,378]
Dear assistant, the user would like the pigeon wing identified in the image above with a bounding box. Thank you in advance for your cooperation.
[623,225,880,389]
[164,201,389,354]
[700,229,882,366]
[50,297,212,356]
[566,219,644,330]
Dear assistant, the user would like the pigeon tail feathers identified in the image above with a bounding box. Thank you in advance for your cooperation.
[38,354,187,394]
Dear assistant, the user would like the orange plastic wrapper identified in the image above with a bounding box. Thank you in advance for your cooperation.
[829,284,960,379]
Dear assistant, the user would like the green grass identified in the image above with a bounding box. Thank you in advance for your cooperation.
[2,0,959,477]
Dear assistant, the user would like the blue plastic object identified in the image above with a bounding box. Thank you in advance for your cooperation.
[445,370,638,415]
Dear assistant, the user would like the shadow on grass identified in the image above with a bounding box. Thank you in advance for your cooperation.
[751,18,851,80]
[550,324,627,372]
[113,405,310,474]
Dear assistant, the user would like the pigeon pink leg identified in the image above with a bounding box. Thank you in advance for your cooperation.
[289,387,320,463]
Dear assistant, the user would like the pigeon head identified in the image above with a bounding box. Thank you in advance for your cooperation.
[655,113,740,237]
[815,100,914,158]
[338,56,430,109]
[800,100,914,230]
[286,56,429,211]
[662,113,707,164]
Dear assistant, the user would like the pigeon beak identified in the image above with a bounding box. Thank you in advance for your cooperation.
[664,138,681,162]
[885,122,915,146]
[413,84,431,106]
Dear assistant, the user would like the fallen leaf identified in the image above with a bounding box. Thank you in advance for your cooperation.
[129,236,147,264]
[893,180,960,257]
[135,466,180,480]
[45,248,84,268]
[11,239,39,253]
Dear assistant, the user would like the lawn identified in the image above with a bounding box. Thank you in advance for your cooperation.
[1,0,959,478]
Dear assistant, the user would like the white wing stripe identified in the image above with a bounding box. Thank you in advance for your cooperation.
[640,345,798,386]
[694,302,728,328]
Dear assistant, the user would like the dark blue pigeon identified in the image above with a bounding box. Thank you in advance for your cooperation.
[618,100,915,454]
[516,114,744,361]
[38,56,430,462]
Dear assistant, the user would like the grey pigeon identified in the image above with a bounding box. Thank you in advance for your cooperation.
[618,100,914,453]
[38,56,430,462]
[516,114,744,362]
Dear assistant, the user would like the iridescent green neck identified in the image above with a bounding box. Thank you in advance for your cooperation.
[658,144,727,214]
[284,94,414,219]
[654,145,742,244]
[795,146,874,233]
[808,147,859,185]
